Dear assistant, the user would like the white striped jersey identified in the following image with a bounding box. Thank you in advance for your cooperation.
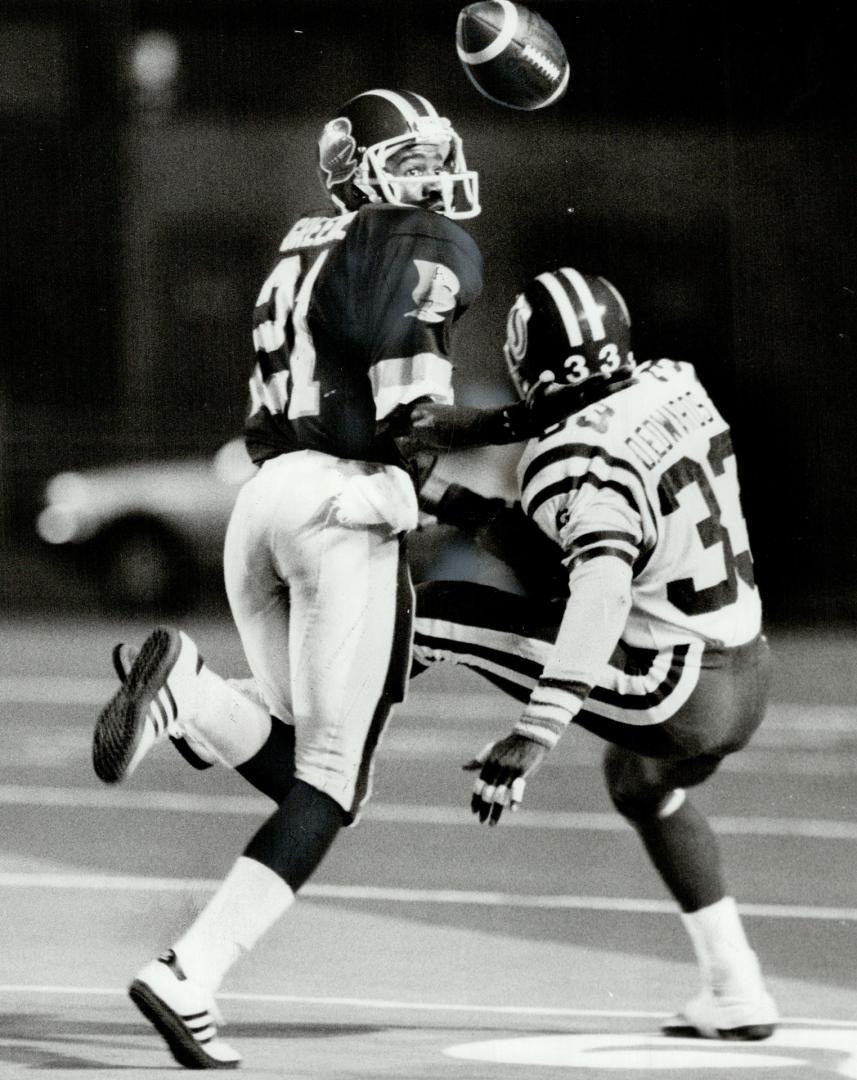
[245,203,483,466]
[517,359,761,651]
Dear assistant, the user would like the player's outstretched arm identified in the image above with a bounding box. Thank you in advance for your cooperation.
[466,555,633,826]
[407,402,526,448]
[405,380,591,450]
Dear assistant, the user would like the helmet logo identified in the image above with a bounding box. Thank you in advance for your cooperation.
[504,292,533,397]
[505,293,532,361]
[406,260,460,323]
[319,117,358,189]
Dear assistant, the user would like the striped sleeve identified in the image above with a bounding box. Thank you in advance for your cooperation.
[515,677,594,748]
[519,441,654,572]
[566,528,639,567]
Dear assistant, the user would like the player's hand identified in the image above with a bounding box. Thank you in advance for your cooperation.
[463,733,546,826]
[407,403,489,449]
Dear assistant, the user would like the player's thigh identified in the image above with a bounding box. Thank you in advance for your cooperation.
[663,635,772,758]
[416,580,560,639]
[413,580,559,699]
[288,523,412,810]
[580,635,771,760]
[590,637,772,817]
[223,472,294,720]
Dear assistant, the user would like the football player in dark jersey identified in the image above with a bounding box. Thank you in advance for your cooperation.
[106,265,779,1050]
[410,267,779,1042]
[90,89,487,1069]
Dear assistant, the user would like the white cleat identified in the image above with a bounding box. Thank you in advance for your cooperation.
[111,642,215,771]
[93,626,201,783]
[662,986,779,1041]
[130,950,241,1069]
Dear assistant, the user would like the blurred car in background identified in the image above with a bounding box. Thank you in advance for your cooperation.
[35,439,255,612]
[35,438,523,614]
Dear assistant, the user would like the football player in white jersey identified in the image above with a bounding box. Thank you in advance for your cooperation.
[97,245,777,1053]
[409,267,779,1041]
[90,88,488,1070]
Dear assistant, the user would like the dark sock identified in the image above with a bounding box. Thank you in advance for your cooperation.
[243,778,346,891]
[636,798,725,912]
[235,718,296,803]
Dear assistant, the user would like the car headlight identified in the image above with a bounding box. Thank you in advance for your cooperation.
[43,471,91,505]
[37,472,93,544]
[36,505,84,544]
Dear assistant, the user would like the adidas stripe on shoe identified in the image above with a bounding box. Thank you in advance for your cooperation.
[112,642,215,771]
[93,626,200,783]
[129,950,241,1069]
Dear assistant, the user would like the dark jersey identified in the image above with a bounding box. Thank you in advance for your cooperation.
[245,204,483,466]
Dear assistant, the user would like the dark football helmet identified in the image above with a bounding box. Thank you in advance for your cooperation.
[504,268,635,401]
[317,89,480,220]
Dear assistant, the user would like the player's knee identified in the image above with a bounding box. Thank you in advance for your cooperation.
[243,778,347,892]
[607,784,666,824]
[603,747,665,824]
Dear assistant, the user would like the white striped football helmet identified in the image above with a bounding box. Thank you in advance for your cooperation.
[504,268,635,400]
[317,89,480,220]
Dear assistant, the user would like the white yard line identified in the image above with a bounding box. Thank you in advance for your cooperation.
[2,782,857,840]
[0,869,856,922]
[2,677,856,732]
[0,982,854,1029]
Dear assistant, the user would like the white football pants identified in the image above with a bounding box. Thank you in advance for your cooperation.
[223,449,416,819]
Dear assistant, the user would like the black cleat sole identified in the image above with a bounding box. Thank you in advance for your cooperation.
[93,627,179,784]
[662,1021,776,1041]
[111,639,213,771]
[129,979,239,1070]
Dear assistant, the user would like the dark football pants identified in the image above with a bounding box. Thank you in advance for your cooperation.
[410,578,772,907]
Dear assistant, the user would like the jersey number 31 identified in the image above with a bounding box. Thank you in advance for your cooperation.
[250,251,329,419]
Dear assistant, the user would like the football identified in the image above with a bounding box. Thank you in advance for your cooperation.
[456,1,569,111]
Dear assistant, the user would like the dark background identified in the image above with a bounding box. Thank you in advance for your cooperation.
[1,0,854,622]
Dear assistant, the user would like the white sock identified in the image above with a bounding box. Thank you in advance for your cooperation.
[174,856,294,992]
[227,676,268,710]
[681,896,763,995]
[183,667,273,767]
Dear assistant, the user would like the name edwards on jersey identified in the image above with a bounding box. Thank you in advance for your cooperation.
[623,365,718,472]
